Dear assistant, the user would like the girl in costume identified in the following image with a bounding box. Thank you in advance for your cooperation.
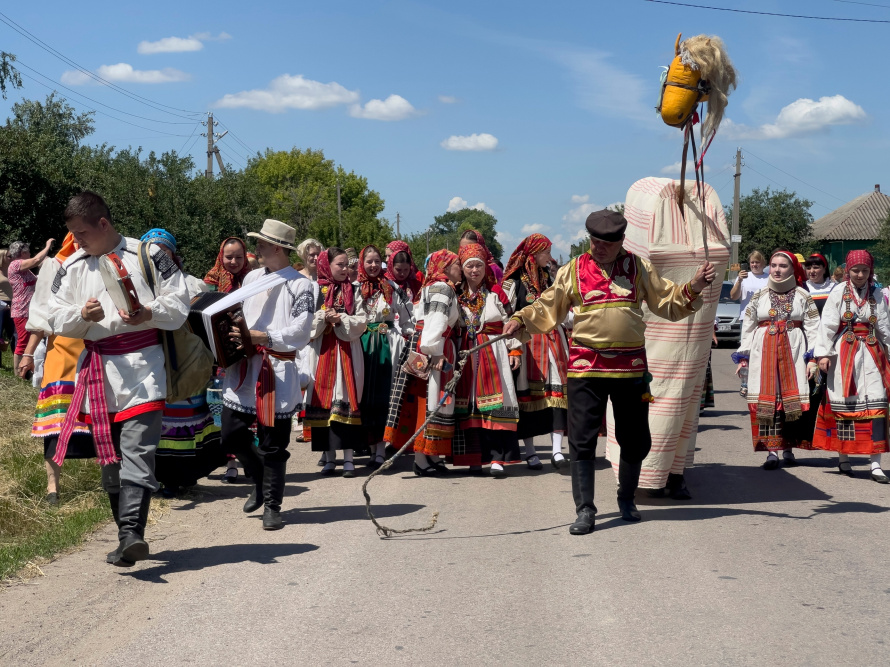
[203,236,250,481]
[804,253,835,315]
[814,250,890,482]
[141,229,221,497]
[453,243,522,476]
[385,240,423,305]
[357,245,414,469]
[384,249,461,476]
[293,238,324,452]
[735,251,821,469]
[501,233,569,470]
[304,247,367,477]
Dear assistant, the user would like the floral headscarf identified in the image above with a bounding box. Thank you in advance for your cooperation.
[502,233,551,297]
[385,240,422,297]
[845,249,875,286]
[421,249,458,291]
[204,237,250,293]
[771,251,807,288]
[459,242,495,288]
[358,244,393,304]
[317,248,355,315]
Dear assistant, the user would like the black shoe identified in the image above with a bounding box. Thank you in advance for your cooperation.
[342,462,356,478]
[262,507,283,530]
[106,547,121,565]
[871,469,890,484]
[763,456,780,470]
[413,462,437,477]
[666,473,692,500]
[617,498,642,522]
[243,487,263,513]
[431,460,449,474]
[367,454,385,470]
[524,455,544,471]
[645,487,668,498]
[569,508,596,535]
[44,492,59,505]
[489,465,507,478]
[113,486,152,567]
[782,452,798,467]
[262,460,287,514]
[838,461,854,477]
[551,453,569,470]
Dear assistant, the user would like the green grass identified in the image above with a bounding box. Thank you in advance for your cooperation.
[0,346,111,582]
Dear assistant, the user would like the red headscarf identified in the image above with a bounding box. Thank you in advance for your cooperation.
[771,251,807,288]
[422,249,458,290]
[358,244,393,304]
[204,237,250,293]
[459,242,509,305]
[385,239,422,297]
[317,248,355,315]
[845,249,875,286]
[502,233,551,296]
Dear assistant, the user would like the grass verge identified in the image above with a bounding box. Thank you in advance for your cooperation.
[0,346,111,582]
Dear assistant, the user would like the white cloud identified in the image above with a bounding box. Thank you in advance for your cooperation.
[137,36,203,54]
[521,223,545,234]
[349,94,417,121]
[659,162,712,175]
[138,32,232,54]
[447,196,495,215]
[723,95,867,141]
[61,63,190,85]
[563,194,601,223]
[214,74,359,113]
[440,133,498,151]
[438,95,458,104]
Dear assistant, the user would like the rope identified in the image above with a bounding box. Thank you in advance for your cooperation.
[362,333,511,538]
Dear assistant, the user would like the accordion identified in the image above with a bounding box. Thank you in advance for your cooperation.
[189,292,255,368]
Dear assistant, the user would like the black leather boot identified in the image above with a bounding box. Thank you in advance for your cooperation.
[666,473,691,500]
[112,485,152,567]
[617,458,642,522]
[261,460,286,530]
[105,491,121,564]
[569,460,597,535]
[242,467,264,513]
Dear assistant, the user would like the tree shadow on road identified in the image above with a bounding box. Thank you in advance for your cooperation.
[124,542,320,583]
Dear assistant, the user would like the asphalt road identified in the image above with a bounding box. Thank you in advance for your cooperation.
[2,348,889,666]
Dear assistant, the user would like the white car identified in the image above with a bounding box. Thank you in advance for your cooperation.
[715,280,742,345]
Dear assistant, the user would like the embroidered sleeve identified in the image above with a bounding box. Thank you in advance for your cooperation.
[150,245,179,281]
[425,283,454,315]
[51,265,67,294]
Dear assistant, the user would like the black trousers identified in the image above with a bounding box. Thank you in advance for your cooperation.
[221,408,291,477]
[567,376,652,464]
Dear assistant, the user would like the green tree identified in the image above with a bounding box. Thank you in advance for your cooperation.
[429,208,503,260]
[0,52,22,99]
[873,209,890,278]
[725,187,814,261]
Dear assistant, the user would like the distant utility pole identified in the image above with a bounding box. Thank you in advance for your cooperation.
[203,112,228,179]
[426,228,430,257]
[336,178,343,245]
[731,147,742,271]
[396,212,401,239]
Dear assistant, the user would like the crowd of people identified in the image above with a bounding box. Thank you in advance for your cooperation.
[6,187,889,566]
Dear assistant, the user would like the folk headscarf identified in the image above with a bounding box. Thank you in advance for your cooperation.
[55,232,78,263]
[769,250,806,293]
[385,240,422,296]
[317,249,355,315]
[141,228,177,252]
[422,249,458,290]
[845,249,875,286]
[358,244,393,304]
[502,233,551,297]
[459,242,495,288]
[204,237,250,294]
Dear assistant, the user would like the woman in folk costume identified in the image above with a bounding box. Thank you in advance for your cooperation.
[501,233,569,470]
[304,247,367,477]
[814,250,890,482]
[454,242,522,476]
[384,249,462,475]
[735,251,821,469]
[17,233,93,505]
[459,229,503,283]
[358,244,414,469]
[385,240,423,307]
[803,253,835,315]
[140,229,222,497]
[203,236,250,480]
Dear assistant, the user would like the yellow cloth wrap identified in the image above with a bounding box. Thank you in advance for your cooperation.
[660,54,703,127]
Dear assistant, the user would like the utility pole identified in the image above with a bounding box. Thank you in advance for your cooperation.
[336,178,343,245]
[731,147,742,272]
[396,212,401,239]
[426,228,430,257]
[202,112,228,179]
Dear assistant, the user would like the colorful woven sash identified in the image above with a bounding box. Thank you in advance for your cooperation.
[311,329,360,416]
[527,330,568,387]
[457,321,505,412]
[755,319,803,424]
[255,347,297,427]
[838,323,890,399]
[55,329,160,465]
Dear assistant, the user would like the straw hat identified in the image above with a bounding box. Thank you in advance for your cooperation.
[247,219,297,251]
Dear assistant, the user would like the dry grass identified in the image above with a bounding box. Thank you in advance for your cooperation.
[0,347,167,582]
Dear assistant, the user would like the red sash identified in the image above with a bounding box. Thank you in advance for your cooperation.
[311,329,360,416]
[255,347,297,427]
[457,322,505,412]
[839,323,890,399]
[755,319,803,423]
[526,329,568,388]
[56,329,160,466]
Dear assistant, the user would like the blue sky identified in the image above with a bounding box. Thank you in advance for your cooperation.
[2,0,888,256]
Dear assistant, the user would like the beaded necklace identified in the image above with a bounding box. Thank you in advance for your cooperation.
[766,289,795,335]
[520,269,550,303]
[842,283,877,345]
[458,287,486,336]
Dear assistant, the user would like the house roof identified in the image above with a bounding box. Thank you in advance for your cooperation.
[812,188,890,241]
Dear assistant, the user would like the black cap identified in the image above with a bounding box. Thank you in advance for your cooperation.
[585,210,627,242]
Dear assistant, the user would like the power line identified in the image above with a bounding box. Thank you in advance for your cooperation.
[641,0,890,22]
[16,71,196,137]
[744,164,833,211]
[0,10,204,118]
[178,122,203,154]
[828,0,890,9]
[14,58,196,125]
[743,149,847,204]
[215,118,258,156]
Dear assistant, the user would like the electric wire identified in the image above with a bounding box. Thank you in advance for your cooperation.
[743,149,847,204]
[215,119,258,156]
[743,164,833,211]
[641,0,890,22]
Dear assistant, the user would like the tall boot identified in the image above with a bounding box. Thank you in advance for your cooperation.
[105,491,121,564]
[569,460,597,535]
[617,458,642,522]
[112,485,152,567]
[242,466,264,513]
[261,460,286,530]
